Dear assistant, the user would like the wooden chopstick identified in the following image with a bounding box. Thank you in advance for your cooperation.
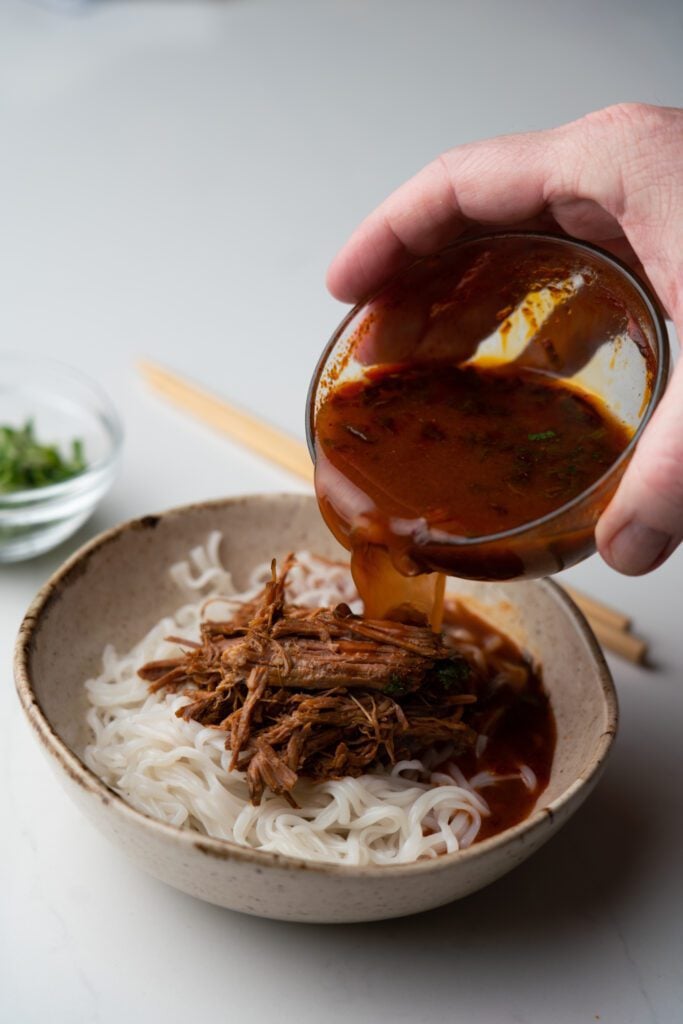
[581,618,647,664]
[557,585,645,663]
[139,359,647,663]
[562,584,631,632]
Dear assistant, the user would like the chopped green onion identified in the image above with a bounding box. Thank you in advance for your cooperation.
[385,674,409,697]
[436,659,471,689]
[528,430,557,442]
[0,420,86,493]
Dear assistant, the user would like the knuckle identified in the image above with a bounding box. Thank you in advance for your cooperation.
[584,102,662,133]
[578,103,675,152]
[554,102,675,209]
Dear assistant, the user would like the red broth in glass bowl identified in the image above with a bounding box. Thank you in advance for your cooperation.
[307,232,668,624]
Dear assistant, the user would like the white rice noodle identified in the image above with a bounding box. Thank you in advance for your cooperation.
[84,537,538,866]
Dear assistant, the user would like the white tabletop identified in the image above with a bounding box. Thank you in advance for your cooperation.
[1,2,682,1021]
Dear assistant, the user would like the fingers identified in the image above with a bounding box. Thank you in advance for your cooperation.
[352,240,540,366]
[326,157,466,303]
[596,355,683,574]
[327,103,683,577]
[327,103,680,307]
[327,132,554,303]
[583,109,683,573]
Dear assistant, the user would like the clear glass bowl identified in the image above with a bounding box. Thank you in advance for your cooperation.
[307,232,669,581]
[0,355,123,563]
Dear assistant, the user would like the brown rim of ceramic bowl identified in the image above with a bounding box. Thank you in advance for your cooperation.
[305,231,670,548]
[14,493,618,877]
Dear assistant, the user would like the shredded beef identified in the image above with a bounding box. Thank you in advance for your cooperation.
[138,556,478,804]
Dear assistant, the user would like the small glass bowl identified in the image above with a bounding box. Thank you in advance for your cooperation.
[0,355,123,563]
[307,232,669,581]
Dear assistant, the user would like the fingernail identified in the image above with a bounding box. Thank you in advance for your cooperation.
[606,520,671,575]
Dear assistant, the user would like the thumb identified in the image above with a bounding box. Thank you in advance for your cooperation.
[596,345,683,575]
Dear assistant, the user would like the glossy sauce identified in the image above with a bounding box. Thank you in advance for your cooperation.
[317,362,631,538]
[314,362,632,619]
[442,601,556,841]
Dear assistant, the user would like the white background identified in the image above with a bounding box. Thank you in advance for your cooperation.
[1,1,682,1021]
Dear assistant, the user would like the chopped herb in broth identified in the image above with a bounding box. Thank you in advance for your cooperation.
[315,363,632,540]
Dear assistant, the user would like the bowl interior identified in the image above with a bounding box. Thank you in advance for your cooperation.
[20,493,615,840]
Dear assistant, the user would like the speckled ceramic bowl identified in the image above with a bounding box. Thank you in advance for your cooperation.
[14,493,617,923]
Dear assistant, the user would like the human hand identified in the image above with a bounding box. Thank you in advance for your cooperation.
[327,103,683,576]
